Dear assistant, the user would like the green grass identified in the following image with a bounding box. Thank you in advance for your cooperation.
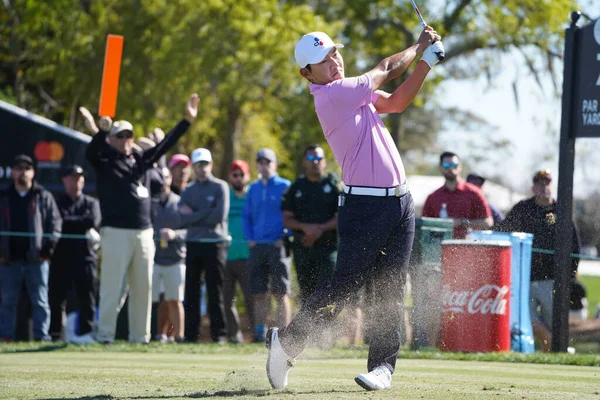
[1,343,600,400]
[579,275,600,319]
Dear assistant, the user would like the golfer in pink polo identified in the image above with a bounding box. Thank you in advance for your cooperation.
[266,27,444,391]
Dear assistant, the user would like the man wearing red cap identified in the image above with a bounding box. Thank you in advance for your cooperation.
[223,160,254,343]
[498,170,580,351]
[168,154,191,195]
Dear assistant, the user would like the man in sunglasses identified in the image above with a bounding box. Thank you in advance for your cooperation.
[422,151,493,239]
[416,152,492,350]
[281,145,339,305]
[0,154,62,341]
[497,170,580,351]
[243,148,291,343]
[86,93,199,344]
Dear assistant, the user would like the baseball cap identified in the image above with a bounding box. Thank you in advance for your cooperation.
[109,120,134,136]
[256,148,277,163]
[168,154,191,169]
[190,148,212,164]
[61,164,85,178]
[13,154,34,168]
[294,32,344,68]
[466,173,485,185]
[230,160,250,175]
[533,169,552,184]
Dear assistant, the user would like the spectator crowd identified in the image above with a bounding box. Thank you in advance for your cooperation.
[0,115,593,351]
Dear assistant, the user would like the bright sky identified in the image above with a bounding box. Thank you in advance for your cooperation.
[436,9,600,199]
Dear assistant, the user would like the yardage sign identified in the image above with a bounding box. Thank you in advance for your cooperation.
[575,18,600,137]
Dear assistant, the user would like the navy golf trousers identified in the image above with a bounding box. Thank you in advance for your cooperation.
[279,192,415,373]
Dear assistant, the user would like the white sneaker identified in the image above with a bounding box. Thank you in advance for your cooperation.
[266,328,295,389]
[355,365,392,391]
[155,334,168,343]
[69,333,97,345]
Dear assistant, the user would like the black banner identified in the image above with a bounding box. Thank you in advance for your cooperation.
[574,18,600,137]
[0,100,96,194]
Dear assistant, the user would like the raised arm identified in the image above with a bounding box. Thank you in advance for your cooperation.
[367,27,437,91]
[370,28,445,114]
[85,116,113,168]
[143,94,198,165]
[78,106,99,135]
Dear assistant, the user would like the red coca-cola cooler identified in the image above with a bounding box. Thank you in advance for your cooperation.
[440,239,512,352]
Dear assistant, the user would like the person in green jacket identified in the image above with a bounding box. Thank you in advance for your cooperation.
[223,160,254,343]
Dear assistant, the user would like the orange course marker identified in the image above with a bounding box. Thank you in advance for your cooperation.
[98,34,124,117]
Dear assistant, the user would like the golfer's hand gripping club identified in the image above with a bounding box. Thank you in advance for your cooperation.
[410,0,445,62]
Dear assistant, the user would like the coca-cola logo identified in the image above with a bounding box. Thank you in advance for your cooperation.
[442,284,509,315]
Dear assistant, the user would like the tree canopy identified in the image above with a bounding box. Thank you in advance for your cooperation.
[1,0,578,180]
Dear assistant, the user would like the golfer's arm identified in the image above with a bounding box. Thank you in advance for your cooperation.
[368,44,420,90]
[374,61,430,114]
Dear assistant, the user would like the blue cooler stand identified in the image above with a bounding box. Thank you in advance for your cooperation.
[468,231,535,353]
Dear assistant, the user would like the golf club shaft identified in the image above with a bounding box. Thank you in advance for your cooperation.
[410,0,427,28]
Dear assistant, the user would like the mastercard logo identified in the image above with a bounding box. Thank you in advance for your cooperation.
[34,141,64,162]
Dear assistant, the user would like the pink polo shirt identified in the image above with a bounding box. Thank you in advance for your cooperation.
[309,73,406,187]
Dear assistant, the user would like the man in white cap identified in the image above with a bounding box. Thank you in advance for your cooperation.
[266,28,443,390]
[86,94,199,344]
[179,148,230,343]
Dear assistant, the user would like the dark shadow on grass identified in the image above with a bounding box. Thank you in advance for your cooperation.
[39,388,363,399]
[6,343,68,353]
[188,390,270,398]
[189,388,362,398]
[39,396,114,400]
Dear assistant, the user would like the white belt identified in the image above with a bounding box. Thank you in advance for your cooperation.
[344,184,409,197]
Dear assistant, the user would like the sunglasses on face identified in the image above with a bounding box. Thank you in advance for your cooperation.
[115,130,134,139]
[306,155,323,162]
[257,159,271,166]
[14,164,33,171]
[441,162,459,169]
[194,161,210,167]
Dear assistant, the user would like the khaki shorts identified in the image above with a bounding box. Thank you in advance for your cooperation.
[152,263,186,302]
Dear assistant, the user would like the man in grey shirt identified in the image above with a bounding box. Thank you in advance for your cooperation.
[180,148,230,343]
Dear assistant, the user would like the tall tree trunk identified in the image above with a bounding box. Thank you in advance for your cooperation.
[219,104,243,179]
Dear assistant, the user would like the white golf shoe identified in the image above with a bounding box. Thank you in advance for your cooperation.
[355,365,392,390]
[266,327,295,389]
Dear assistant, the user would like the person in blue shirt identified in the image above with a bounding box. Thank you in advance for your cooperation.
[242,148,291,342]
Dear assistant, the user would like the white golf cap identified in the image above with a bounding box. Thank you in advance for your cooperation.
[294,32,344,68]
[109,120,134,135]
[190,148,212,164]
